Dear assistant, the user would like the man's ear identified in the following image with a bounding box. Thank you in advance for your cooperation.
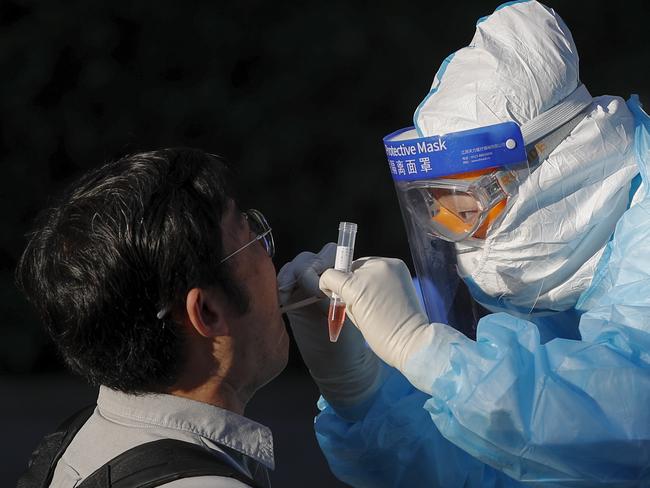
[185,288,229,338]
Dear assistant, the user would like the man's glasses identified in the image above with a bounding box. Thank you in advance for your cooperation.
[220,209,274,263]
[156,208,274,319]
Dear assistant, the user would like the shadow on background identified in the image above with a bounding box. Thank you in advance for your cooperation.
[1,0,648,486]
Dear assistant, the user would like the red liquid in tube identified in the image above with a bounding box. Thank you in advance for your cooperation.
[328,301,346,342]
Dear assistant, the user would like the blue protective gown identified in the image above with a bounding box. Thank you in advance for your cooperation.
[314,98,650,487]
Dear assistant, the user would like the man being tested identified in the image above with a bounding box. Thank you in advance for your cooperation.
[17,148,287,487]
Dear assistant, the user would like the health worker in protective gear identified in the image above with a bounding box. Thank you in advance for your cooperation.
[278,1,650,486]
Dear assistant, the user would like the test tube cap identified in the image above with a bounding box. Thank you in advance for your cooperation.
[339,222,358,233]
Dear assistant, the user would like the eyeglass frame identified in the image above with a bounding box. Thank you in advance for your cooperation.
[219,208,274,263]
[156,208,274,319]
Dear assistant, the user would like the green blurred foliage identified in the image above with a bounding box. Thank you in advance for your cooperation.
[1,0,648,372]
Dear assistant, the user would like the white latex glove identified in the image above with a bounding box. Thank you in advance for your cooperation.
[277,244,383,413]
[319,257,467,392]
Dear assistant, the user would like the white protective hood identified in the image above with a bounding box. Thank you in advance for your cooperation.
[413,0,639,313]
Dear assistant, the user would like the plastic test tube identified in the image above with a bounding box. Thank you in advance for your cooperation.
[328,222,357,342]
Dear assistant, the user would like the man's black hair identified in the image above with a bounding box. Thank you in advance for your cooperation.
[16,148,249,393]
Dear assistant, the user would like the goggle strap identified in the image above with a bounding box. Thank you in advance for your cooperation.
[494,170,519,197]
[525,108,588,166]
[494,107,589,198]
[520,84,592,144]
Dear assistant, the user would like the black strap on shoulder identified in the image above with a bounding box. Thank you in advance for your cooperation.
[78,439,261,488]
[17,405,96,488]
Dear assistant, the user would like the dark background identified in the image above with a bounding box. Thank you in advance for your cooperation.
[1,0,647,486]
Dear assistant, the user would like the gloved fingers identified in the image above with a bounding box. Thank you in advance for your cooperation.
[277,243,336,292]
[349,256,380,272]
[277,243,337,305]
[352,257,415,285]
[296,269,326,300]
[297,243,337,298]
[277,252,315,292]
[319,268,354,299]
[289,311,372,376]
[312,242,337,272]
[318,257,377,299]
[277,283,295,307]
[321,257,414,295]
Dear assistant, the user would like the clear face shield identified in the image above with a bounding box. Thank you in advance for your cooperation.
[385,113,586,338]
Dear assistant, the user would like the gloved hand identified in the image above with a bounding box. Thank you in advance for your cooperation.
[277,244,384,416]
[319,257,467,392]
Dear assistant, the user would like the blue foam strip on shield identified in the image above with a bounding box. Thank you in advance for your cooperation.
[383,122,526,181]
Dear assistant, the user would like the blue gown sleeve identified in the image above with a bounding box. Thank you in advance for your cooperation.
[315,365,521,488]
[313,97,650,487]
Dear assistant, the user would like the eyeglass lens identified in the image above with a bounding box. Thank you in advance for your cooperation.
[247,210,275,259]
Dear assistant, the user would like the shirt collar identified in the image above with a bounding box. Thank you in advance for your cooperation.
[97,385,275,470]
